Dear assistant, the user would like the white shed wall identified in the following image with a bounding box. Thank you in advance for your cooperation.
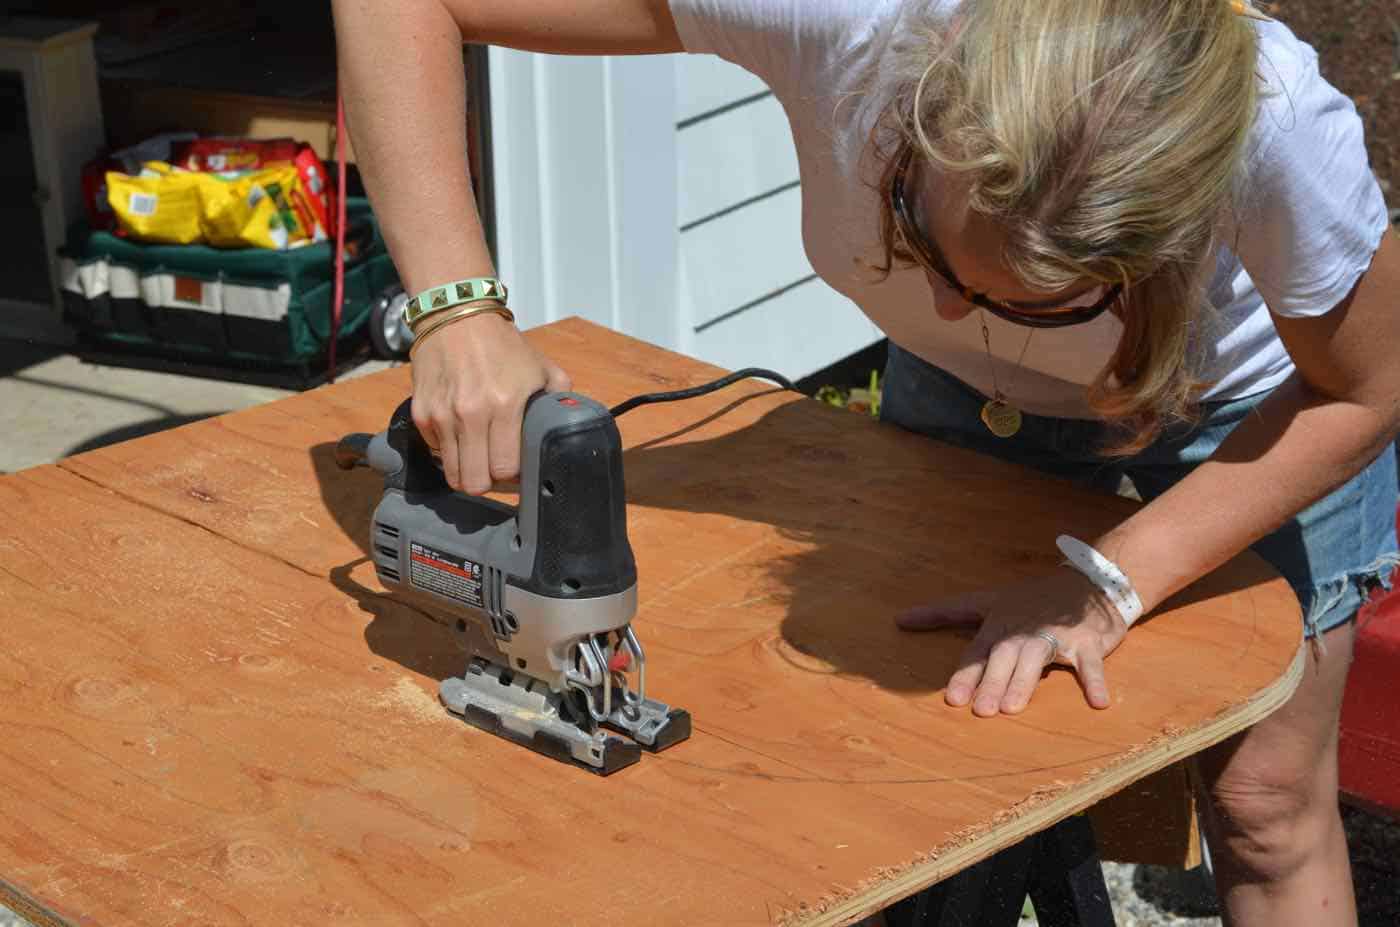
[487,47,881,381]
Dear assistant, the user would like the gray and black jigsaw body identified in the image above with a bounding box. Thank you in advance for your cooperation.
[337,393,690,774]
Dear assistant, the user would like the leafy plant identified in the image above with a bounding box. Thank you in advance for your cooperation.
[814,370,881,418]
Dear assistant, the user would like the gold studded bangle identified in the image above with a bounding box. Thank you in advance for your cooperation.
[408,304,516,361]
[403,277,508,330]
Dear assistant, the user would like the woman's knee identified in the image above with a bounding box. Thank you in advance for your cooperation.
[1199,748,1340,879]
[1196,617,1356,876]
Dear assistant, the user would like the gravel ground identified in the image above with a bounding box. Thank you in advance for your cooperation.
[1017,803,1400,926]
[1271,0,1398,194]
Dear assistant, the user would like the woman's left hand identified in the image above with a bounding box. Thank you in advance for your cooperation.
[896,569,1130,717]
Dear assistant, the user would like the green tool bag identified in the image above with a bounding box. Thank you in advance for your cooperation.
[58,198,398,369]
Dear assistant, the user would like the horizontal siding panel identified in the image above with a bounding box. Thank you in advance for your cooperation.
[690,277,884,380]
[678,93,797,228]
[679,185,811,330]
[674,52,876,381]
[676,54,770,124]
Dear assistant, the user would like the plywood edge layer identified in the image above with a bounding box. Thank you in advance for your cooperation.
[789,643,1308,927]
[0,876,70,927]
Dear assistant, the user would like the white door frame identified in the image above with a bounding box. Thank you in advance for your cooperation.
[487,49,680,352]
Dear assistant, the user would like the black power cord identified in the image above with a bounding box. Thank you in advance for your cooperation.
[609,368,799,418]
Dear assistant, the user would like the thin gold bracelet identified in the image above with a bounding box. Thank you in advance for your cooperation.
[409,304,515,361]
[411,302,513,343]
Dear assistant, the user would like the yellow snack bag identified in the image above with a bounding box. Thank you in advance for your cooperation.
[201,165,309,249]
[106,163,204,245]
[107,162,316,249]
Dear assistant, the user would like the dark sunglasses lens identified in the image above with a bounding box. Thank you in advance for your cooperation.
[991,294,1116,328]
[1004,307,1098,327]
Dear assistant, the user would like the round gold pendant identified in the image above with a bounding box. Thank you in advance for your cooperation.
[980,400,1022,438]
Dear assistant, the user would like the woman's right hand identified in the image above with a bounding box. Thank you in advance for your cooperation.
[409,313,572,494]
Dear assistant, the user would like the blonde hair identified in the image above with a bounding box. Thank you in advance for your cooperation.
[871,0,1261,453]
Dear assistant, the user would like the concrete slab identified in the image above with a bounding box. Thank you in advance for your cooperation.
[0,338,400,474]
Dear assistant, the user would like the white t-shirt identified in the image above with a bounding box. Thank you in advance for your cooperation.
[670,0,1390,419]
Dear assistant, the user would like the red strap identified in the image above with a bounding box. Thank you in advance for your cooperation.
[329,92,349,382]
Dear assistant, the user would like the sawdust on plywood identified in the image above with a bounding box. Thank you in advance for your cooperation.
[372,676,455,725]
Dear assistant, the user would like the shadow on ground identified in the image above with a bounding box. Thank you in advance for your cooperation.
[0,338,63,379]
[63,413,222,457]
[1344,803,1400,926]
[1130,862,1219,918]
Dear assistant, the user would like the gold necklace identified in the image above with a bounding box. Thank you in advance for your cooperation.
[978,310,1035,438]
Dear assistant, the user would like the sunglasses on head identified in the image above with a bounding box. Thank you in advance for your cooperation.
[890,145,1123,329]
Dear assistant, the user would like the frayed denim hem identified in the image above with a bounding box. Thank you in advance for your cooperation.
[1302,552,1400,659]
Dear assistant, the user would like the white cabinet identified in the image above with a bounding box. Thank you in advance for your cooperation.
[0,18,105,340]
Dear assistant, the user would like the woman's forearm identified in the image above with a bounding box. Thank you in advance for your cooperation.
[1094,375,1399,614]
[333,0,495,292]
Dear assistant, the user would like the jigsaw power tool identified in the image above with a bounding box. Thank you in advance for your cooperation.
[336,393,690,774]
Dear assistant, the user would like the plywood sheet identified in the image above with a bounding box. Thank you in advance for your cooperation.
[0,319,1302,926]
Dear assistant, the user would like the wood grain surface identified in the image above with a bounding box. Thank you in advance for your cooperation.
[0,318,1302,926]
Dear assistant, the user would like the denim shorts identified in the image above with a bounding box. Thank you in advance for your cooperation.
[880,342,1400,638]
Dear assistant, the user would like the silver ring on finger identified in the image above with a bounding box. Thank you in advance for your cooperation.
[1034,630,1061,662]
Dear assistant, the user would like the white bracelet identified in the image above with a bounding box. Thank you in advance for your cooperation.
[1056,535,1144,628]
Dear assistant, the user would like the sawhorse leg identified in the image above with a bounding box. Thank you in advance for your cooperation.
[883,814,1116,927]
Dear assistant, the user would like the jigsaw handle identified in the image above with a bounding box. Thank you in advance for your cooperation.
[353,394,609,500]
[353,393,636,600]
[374,394,552,495]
